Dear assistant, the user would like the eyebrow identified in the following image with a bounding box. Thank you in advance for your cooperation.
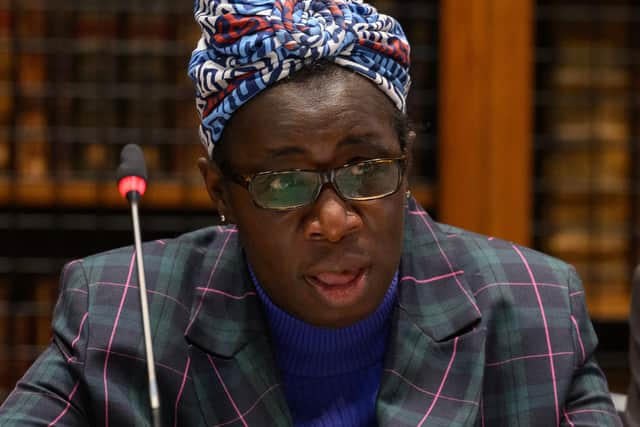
[265,145,308,158]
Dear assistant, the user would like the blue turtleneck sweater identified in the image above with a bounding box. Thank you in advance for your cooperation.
[250,268,398,427]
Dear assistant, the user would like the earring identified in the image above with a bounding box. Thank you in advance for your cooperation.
[406,190,411,199]
[219,213,226,224]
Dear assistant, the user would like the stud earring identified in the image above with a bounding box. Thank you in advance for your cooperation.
[219,213,226,224]
[406,190,411,199]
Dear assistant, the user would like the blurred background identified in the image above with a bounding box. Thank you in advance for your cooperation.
[0,0,636,399]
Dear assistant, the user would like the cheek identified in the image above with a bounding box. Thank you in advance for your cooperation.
[361,195,406,266]
[231,188,406,276]
[366,192,406,235]
[232,199,300,274]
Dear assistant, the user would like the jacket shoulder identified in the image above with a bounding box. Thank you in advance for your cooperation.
[75,225,229,277]
[62,226,240,310]
[440,223,576,290]
[55,226,240,357]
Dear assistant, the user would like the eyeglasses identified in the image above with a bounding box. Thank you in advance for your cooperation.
[226,155,407,210]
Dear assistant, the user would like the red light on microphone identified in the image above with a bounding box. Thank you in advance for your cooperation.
[118,176,147,199]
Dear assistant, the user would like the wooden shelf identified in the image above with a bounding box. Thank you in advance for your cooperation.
[0,177,215,210]
[15,178,56,206]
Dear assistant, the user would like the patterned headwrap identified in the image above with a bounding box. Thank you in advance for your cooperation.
[189,0,411,158]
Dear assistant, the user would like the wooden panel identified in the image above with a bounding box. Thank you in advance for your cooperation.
[438,0,533,246]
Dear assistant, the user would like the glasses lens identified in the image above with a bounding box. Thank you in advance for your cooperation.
[336,159,401,200]
[249,171,319,209]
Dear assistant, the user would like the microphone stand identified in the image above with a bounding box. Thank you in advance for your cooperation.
[129,196,161,427]
[117,144,161,426]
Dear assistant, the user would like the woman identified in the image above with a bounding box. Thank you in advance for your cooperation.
[0,1,620,425]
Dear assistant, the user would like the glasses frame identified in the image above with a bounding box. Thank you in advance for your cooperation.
[225,154,408,210]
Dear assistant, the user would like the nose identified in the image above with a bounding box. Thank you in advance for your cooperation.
[304,187,363,242]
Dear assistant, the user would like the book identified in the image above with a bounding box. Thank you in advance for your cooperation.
[71,11,119,180]
[15,102,48,178]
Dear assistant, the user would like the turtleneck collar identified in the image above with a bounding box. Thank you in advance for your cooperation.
[248,264,398,377]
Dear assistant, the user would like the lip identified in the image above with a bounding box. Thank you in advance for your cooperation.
[304,268,368,308]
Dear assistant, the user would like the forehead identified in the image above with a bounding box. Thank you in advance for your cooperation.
[221,70,400,170]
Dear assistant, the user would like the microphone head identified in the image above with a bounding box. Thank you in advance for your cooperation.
[117,144,148,201]
[117,144,148,182]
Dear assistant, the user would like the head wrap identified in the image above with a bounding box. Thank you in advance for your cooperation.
[188,0,411,158]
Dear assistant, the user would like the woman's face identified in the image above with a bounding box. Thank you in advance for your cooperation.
[202,71,409,328]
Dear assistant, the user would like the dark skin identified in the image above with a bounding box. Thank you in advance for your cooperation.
[198,69,413,328]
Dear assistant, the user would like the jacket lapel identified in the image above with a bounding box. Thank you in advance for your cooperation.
[182,204,486,427]
[184,227,292,426]
[377,202,486,426]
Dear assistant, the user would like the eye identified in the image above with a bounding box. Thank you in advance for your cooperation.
[270,177,286,190]
[349,164,365,176]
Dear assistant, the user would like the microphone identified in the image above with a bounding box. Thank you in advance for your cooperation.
[117,144,148,202]
[116,144,161,427]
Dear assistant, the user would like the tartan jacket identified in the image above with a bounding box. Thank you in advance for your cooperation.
[0,200,621,426]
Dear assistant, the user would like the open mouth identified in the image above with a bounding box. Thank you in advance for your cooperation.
[304,268,368,307]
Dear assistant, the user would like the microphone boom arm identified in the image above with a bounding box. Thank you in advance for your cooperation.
[131,199,161,427]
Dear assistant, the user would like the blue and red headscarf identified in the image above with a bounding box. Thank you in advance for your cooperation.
[188,0,411,158]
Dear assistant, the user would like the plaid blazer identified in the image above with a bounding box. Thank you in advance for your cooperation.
[0,199,620,426]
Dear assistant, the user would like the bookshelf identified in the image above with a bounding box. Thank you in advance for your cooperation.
[2,0,208,210]
[534,0,638,320]
[1,1,438,211]
[0,0,439,399]
[437,0,637,323]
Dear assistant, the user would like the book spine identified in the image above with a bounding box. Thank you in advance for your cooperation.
[72,11,119,179]
[14,1,48,180]
[124,8,172,180]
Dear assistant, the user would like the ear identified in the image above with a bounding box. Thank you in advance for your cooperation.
[197,157,234,222]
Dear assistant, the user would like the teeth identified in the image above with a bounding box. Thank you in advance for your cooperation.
[315,271,358,286]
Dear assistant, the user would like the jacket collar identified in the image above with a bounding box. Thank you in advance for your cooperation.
[184,199,482,358]
[184,201,485,426]
[396,198,482,341]
[183,228,292,425]
[377,199,485,425]
[184,227,269,358]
